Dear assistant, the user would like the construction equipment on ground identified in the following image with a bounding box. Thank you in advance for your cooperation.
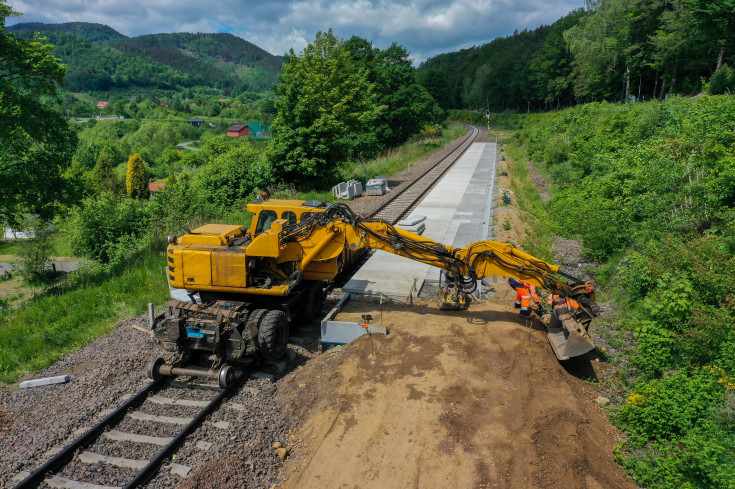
[150,199,598,385]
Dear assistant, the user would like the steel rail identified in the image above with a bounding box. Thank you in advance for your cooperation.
[13,378,165,489]
[123,372,247,488]
[371,123,480,224]
[13,371,247,489]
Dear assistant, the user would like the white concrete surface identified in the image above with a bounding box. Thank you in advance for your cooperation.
[343,143,496,300]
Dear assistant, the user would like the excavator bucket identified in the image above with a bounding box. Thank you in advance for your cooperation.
[545,308,595,360]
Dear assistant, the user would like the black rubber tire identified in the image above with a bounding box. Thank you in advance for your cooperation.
[304,284,325,320]
[258,310,289,361]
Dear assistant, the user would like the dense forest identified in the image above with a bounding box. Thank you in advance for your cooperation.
[418,0,735,111]
[8,22,282,93]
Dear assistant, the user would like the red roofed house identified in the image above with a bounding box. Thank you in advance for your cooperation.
[227,124,249,137]
[149,183,165,193]
[96,101,109,109]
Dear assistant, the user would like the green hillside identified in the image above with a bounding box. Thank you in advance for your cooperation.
[8,22,282,93]
[7,21,125,42]
[419,0,735,111]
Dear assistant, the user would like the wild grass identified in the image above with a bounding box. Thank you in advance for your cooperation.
[502,133,555,261]
[0,252,170,383]
[339,125,466,183]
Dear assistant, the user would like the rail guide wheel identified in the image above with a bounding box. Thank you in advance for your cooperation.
[147,357,165,380]
[218,365,234,389]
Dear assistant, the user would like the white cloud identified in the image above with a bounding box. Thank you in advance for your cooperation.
[7,0,582,62]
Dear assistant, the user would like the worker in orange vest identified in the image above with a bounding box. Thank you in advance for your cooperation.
[547,294,580,310]
[508,278,539,319]
[519,280,540,304]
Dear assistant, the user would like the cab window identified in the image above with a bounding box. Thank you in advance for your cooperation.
[281,211,297,225]
[255,210,277,233]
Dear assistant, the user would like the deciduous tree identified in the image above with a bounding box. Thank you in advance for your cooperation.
[268,30,383,188]
[0,0,77,220]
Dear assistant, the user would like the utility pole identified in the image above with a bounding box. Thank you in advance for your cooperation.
[486,96,490,132]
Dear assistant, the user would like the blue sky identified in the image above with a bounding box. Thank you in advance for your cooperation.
[8,0,583,63]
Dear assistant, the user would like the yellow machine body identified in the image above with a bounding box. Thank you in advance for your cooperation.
[163,201,598,360]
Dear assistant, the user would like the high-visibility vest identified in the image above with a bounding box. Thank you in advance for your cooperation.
[515,288,532,311]
[548,294,579,309]
[520,281,539,302]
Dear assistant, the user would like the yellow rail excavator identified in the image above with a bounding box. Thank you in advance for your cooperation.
[150,199,599,386]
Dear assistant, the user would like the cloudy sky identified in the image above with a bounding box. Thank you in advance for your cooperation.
[7,0,583,63]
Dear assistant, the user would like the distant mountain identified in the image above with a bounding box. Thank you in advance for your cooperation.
[8,22,282,93]
[8,22,126,43]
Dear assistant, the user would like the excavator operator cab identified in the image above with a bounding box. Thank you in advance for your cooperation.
[247,199,329,235]
[255,210,277,234]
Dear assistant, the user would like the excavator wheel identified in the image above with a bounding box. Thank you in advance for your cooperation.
[258,310,289,361]
[304,284,325,320]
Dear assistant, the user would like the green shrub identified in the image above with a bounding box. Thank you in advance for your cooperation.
[68,193,151,264]
[707,65,735,95]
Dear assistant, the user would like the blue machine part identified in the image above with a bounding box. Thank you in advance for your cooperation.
[186,327,205,338]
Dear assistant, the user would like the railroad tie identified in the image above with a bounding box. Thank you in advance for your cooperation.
[77,451,147,470]
[128,410,194,425]
[103,429,173,446]
[147,394,209,408]
[45,475,120,489]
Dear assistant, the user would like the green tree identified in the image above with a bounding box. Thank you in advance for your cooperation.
[564,0,631,101]
[345,37,439,149]
[126,153,149,199]
[684,0,735,71]
[268,30,383,188]
[417,69,451,109]
[17,215,53,285]
[0,1,78,220]
[91,152,122,195]
[530,9,586,108]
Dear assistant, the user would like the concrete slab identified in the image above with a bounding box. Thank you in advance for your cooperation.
[343,143,496,299]
[103,429,173,446]
[128,410,194,425]
[78,451,147,470]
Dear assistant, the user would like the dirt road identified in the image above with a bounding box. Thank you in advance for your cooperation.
[274,131,635,489]
[276,286,635,489]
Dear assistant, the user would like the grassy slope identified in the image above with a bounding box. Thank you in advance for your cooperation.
[488,98,735,489]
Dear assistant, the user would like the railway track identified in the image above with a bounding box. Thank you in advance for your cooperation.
[370,123,480,223]
[13,363,252,489]
[10,125,481,489]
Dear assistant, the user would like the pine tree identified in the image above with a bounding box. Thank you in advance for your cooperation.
[126,153,149,199]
